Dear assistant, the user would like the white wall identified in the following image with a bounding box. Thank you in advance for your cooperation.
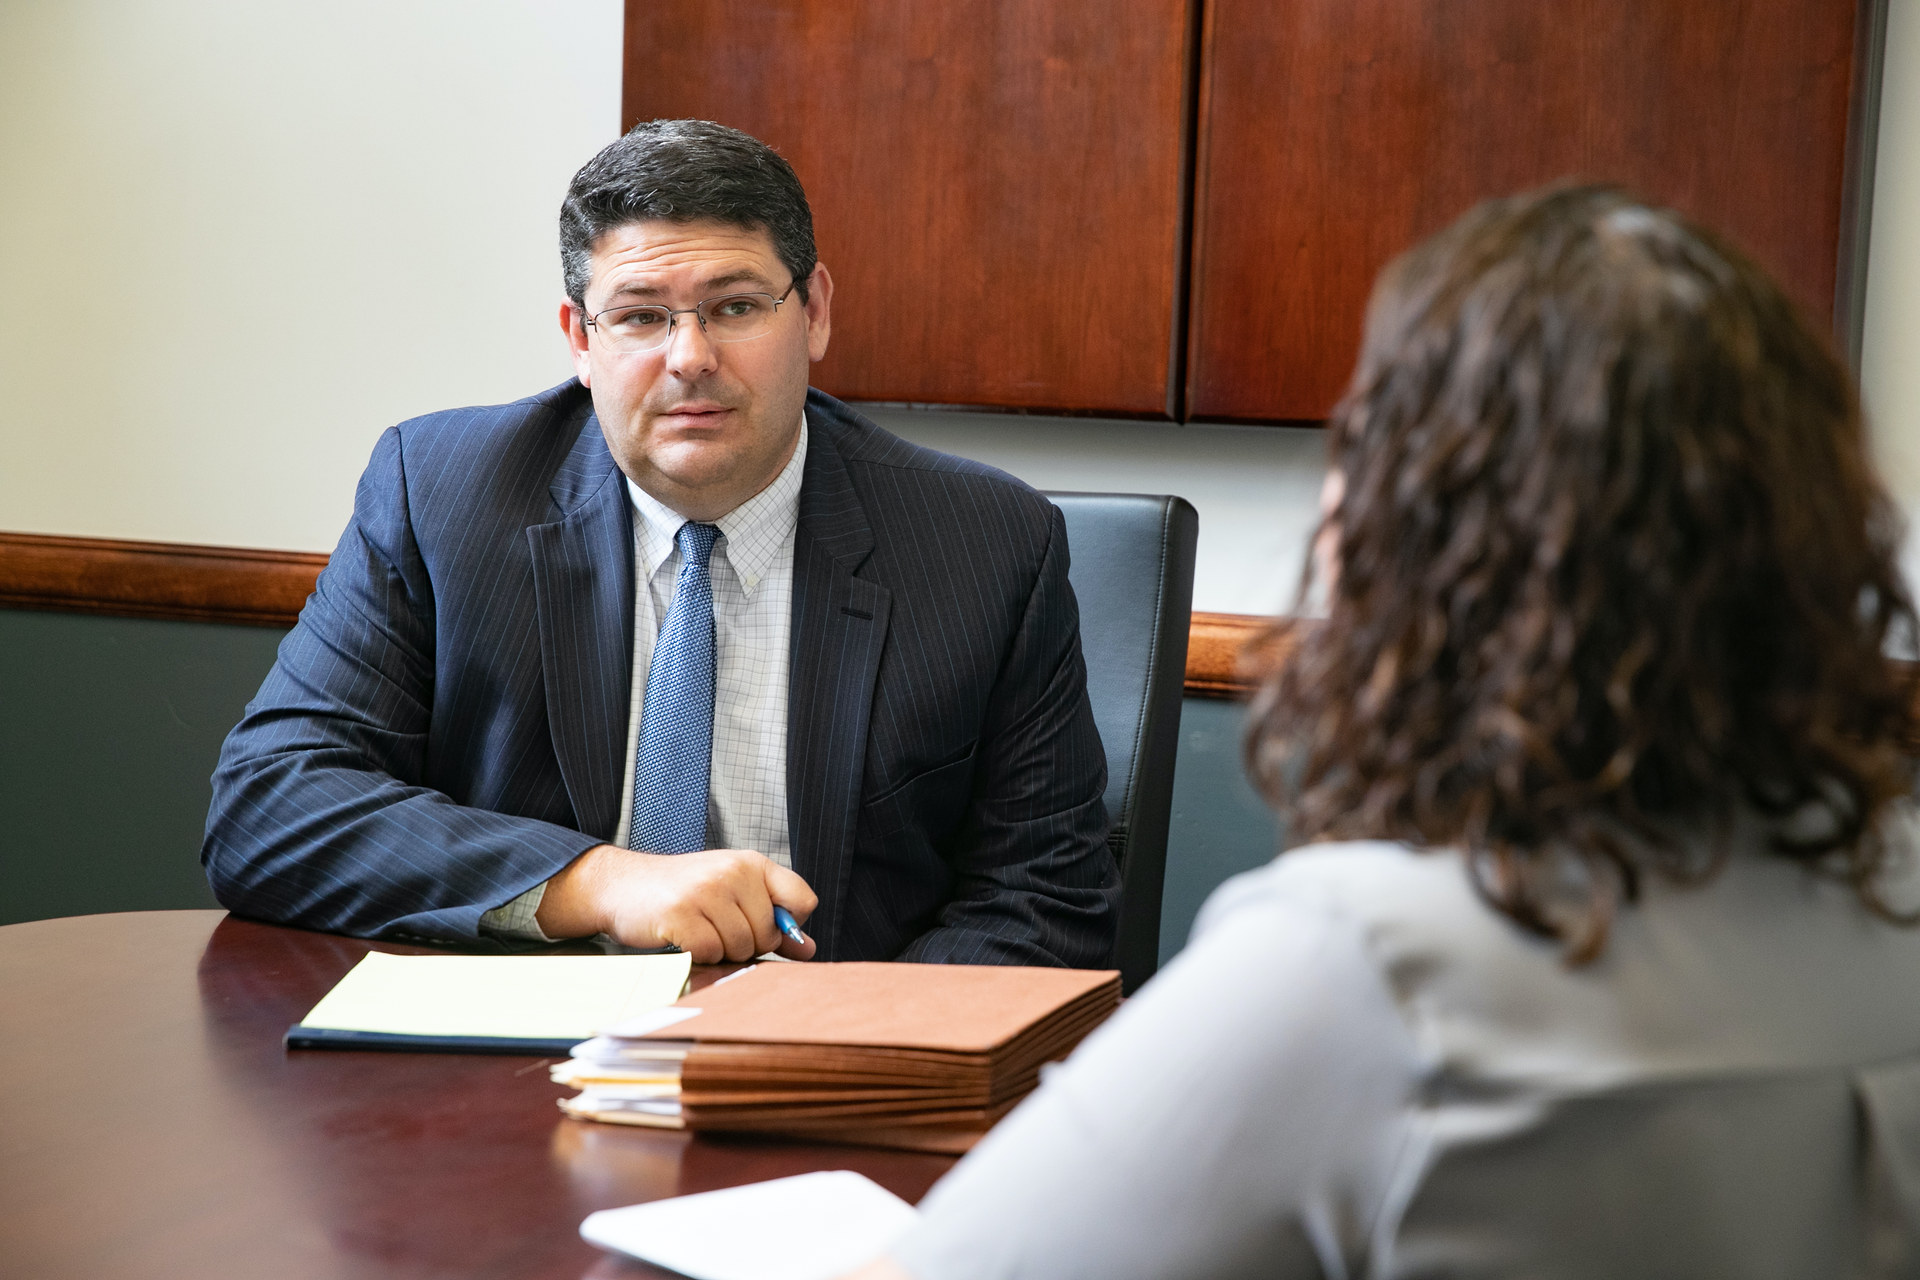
[0,0,622,553]
[869,410,1325,616]
[1864,0,1920,592]
[2,0,1916,617]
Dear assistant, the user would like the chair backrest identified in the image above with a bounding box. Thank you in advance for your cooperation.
[1045,492,1198,993]
[1384,1057,1920,1278]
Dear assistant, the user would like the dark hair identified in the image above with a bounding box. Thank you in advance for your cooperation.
[559,119,816,309]
[1249,184,1919,963]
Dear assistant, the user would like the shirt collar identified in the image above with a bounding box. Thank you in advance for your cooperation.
[626,412,808,597]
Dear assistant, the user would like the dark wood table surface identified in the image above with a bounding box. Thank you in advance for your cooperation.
[0,910,956,1279]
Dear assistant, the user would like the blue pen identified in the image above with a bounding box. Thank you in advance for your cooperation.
[772,905,808,948]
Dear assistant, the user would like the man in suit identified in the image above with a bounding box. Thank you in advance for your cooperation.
[202,119,1119,968]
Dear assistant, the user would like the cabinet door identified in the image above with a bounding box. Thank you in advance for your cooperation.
[624,1,1195,417]
[1187,0,1864,423]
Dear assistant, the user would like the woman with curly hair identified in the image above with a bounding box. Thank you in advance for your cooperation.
[848,185,1920,1278]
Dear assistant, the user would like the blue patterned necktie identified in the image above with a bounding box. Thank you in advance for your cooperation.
[629,521,721,854]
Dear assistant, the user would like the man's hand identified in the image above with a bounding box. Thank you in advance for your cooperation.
[535,845,819,963]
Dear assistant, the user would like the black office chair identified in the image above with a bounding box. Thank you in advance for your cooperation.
[1046,493,1198,993]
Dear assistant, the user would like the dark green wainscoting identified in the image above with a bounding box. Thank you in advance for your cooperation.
[0,609,287,925]
[1158,697,1283,965]
[0,607,1281,963]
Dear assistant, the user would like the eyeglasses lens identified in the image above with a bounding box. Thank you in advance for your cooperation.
[595,293,781,351]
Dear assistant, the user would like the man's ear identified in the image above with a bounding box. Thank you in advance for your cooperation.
[560,299,593,387]
[803,264,833,363]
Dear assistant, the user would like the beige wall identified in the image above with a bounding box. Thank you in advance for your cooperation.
[2,0,1915,615]
[1864,0,1920,552]
[0,0,622,553]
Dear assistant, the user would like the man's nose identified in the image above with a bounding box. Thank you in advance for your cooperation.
[662,312,720,376]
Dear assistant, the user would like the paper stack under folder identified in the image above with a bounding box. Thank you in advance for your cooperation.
[554,962,1122,1153]
[554,1008,697,1127]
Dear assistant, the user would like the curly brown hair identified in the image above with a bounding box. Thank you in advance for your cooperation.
[1249,184,1920,962]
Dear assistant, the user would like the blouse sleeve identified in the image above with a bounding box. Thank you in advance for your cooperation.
[887,868,1424,1280]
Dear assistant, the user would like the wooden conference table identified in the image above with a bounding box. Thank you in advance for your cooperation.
[0,910,957,1279]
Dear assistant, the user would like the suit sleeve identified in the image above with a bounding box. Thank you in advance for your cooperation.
[894,504,1121,967]
[200,427,600,941]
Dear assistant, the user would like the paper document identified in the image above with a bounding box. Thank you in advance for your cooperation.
[296,951,693,1041]
[580,1171,919,1280]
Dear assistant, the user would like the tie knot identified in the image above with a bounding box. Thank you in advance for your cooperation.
[676,521,720,568]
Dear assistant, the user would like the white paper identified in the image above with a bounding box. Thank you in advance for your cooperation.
[574,1094,681,1115]
[296,951,693,1040]
[580,1170,919,1280]
[572,1080,681,1101]
[568,1034,692,1067]
[602,1004,704,1037]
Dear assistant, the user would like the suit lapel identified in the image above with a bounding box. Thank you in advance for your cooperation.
[788,405,891,959]
[527,411,634,843]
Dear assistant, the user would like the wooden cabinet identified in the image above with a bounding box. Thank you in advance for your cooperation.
[623,1,1195,418]
[1185,0,1867,422]
[625,1,1876,424]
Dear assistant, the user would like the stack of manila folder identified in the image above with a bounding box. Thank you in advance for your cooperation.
[556,961,1122,1154]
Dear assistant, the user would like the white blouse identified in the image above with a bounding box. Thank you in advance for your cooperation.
[891,826,1920,1278]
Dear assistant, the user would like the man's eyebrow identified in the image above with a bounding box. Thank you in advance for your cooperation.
[701,269,776,292]
[600,281,667,302]
[596,269,776,306]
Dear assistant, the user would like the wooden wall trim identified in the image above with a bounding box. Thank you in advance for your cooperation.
[0,533,328,629]
[0,532,1269,697]
[1185,611,1266,698]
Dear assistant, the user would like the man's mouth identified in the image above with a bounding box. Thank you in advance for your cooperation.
[655,402,734,425]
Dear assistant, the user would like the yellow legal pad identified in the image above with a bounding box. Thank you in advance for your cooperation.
[286,951,694,1054]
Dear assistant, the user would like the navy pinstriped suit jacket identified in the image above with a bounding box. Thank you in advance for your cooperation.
[203,381,1119,967]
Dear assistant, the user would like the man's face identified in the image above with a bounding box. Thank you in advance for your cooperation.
[561,219,832,521]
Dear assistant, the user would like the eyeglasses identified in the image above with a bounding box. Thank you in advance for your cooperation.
[583,283,797,353]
